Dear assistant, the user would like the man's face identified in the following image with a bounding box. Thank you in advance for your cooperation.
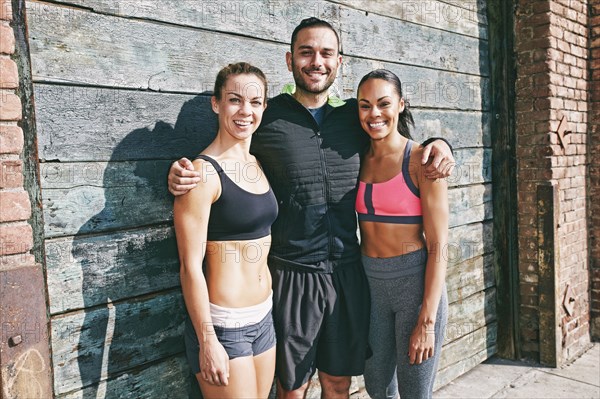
[286,26,342,96]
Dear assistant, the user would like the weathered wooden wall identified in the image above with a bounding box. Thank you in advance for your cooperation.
[25,0,493,396]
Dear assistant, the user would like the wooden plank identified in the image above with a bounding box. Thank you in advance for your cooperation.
[440,321,497,370]
[435,323,497,390]
[410,109,491,149]
[339,7,488,76]
[435,344,497,390]
[45,227,179,315]
[447,148,492,188]
[40,93,500,165]
[331,0,487,39]
[40,160,173,238]
[448,183,492,228]
[447,221,493,267]
[26,2,294,93]
[58,355,193,399]
[341,56,490,111]
[446,287,496,337]
[36,0,341,45]
[33,84,489,163]
[446,253,495,304]
[33,85,216,162]
[51,290,186,394]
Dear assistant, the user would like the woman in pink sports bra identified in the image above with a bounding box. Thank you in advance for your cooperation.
[356,69,449,399]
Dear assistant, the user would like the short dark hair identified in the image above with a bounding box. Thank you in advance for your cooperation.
[213,62,268,101]
[358,69,415,139]
[290,17,340,53]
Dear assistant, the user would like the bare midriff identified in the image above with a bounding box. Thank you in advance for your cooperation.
[359,222,425,258]
[204,235,272,308]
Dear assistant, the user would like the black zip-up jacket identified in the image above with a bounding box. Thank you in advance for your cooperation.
[251,94,368,273]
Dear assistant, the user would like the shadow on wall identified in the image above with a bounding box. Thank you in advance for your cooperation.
[72,94,216,398]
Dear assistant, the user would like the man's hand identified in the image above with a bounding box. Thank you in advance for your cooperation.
[421,140,455,179]
[168,158,201,196]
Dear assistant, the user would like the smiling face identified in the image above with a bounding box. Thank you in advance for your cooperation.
[211,73,267,141]
[286,26,342,96]
[357,78,405,140]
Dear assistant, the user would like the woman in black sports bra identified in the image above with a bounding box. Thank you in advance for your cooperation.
[174,62,278,399]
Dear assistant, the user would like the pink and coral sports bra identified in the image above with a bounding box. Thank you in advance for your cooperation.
[355,140,422,224]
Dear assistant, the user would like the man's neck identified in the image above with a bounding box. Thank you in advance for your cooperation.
[292,89,328,109]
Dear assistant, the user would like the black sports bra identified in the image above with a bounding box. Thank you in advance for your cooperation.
[195,155,278,241]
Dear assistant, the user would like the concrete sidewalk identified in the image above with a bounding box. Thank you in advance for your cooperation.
[434,343,600,398]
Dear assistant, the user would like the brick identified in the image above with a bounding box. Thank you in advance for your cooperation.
[0,252,35,271]
[0,24,14,54]
[534,98,551,110]
[564,99,577,110]
[526,12,552,27]
[0,57,18,88]
[0,190,31,222]
[556,61,570,75]
[533,23,551,38]
[564,76,578,88]
[564,53,577,66]
[0,0,12,21]
[548,24,563,39]
[532,1,551,14]
[570,0,585,14]
[565,8,578,23]
[570,44,585,59]
[0,160,23,188]
[549,2,565,17]
[532,48,549,63]
[517,36,551,51]
[0,92,21,120]
[0,222,33,255]
[0,125,23,154]
[547,73,563,86]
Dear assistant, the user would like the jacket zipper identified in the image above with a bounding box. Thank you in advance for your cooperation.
[288,95,336,263]
[314,121,334,262]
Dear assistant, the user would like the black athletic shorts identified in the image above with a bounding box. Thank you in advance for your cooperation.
[271,261,371,391]
[184,311,276,374]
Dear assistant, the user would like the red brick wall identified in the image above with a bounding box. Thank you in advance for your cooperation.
[0,0,33,266]
[590,1,600,340]
[0,0,52,396]
[514,0,591,363]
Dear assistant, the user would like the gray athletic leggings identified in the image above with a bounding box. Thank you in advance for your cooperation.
[362,248,448,399]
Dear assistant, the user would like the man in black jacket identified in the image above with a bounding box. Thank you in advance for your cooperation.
[169,17,454,399]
